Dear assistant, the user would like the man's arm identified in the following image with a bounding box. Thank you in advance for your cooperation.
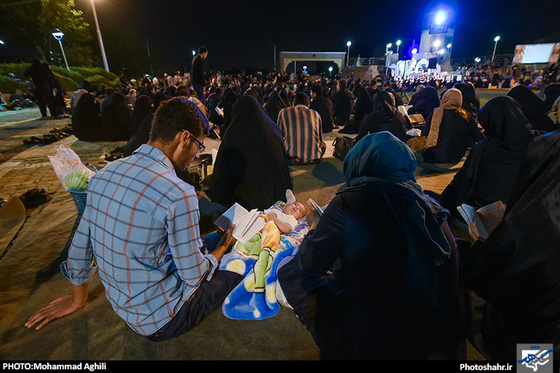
[25,283,89,330]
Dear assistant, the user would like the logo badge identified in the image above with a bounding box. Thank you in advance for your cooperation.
[517,344,553,373]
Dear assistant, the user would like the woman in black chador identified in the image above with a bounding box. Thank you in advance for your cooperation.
[422,88,485,164]
[123,95,155,156]
[438,96,538,214]
[507,85,556,133]
[71,93,104,141]
[205,95,292,211]
[356,91,407,142]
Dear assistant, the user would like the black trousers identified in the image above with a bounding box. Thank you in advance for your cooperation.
[147,269,242,342]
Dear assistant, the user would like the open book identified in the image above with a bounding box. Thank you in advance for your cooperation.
[213,203,266,243]
[457,200,506,240]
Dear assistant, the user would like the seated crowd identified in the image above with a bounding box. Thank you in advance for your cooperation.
[26,61,560,361]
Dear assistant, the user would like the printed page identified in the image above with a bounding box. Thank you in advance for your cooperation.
[213,203,248,231]
[458,204,489,240]
[476,200,506,237]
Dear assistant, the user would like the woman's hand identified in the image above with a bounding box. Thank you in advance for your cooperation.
[305,201,321,230]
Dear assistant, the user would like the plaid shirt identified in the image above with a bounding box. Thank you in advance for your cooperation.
[277,105,324,164]
[61,144,217,336]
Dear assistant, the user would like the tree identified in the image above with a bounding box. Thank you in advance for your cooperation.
[0,0,96,66]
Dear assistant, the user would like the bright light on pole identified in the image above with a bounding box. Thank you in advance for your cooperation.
[492,35,500,63]
[51,28,70,71]
[346,41,351,66]
[396,40,401,57]
[386,43,392,55]
[90,0,109,72]
[434,10,446,25]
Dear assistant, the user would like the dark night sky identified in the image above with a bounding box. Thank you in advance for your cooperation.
[73,0,559,75]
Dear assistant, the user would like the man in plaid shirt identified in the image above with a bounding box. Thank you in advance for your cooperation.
[26,98,242,341]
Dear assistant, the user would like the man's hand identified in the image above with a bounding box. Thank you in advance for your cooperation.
[25,283,88,330]
[210,224,236,262]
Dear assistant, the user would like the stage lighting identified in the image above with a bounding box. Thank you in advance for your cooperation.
[434,10,446,25]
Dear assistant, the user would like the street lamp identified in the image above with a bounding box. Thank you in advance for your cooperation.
[492,35,500,63]
[386,43,392,54]
[396,40,401,57]
[346,41,351,66]
[475,56,481,68]
[90,0,109,72]
[51,28,70,71]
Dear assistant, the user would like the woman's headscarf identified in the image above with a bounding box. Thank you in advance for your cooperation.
[343,131,452,306]
[410,85,440,120]
[371,91,397,123]
[544,83,560,111]
[453,82,480,116]
[425,88,463,148]
[123,95,154,156]
[507,85,556,132]
[206,95,292,210]
[478,95,533,151]
[72,92,103,141]
[263,90,286,123]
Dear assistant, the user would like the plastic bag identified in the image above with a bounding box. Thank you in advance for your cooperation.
[48,145,95,191]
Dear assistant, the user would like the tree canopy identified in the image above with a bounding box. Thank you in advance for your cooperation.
[0,0,96,66]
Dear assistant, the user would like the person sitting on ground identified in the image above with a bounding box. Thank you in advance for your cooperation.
[356,90,407,142]
[408,84,425,107]
[25,98,243,342]
[10,89,34,109]
[422,88,485,164]
[278,131,464,360]
[263,90,286,124]
[339,83,372,134]
[461,128,560,360]
[436,96,539,215]
[71,92,104,142]
[453,82,480,119]
[277,92,326,165]
[70,81,91,112]
[407,85,440,128]
[507,84,557,133]
[204,94,293,211]
[544,83,560,112]
[309,84,334,133]
[100,91,133,141]
[125,88,137,107]
[123,95,155,157]
[330,79,354,129]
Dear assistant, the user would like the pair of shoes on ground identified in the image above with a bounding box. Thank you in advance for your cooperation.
[19,188,52,209]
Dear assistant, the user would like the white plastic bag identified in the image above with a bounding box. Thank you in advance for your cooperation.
[48,145,95,190]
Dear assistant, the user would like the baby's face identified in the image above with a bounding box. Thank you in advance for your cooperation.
[283,202,306,220]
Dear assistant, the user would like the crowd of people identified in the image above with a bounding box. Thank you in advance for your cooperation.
[23,47,560,361]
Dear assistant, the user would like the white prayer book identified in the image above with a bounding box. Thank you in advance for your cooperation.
[457,200,506,240]
[213,203,266,243]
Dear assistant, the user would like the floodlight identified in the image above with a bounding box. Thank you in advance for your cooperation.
[51,28,64,41]
[434,11,446,25]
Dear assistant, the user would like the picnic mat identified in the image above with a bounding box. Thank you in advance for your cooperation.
[0,197,26,257]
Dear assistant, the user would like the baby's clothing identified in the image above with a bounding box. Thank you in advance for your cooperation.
[264,208,298,231]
